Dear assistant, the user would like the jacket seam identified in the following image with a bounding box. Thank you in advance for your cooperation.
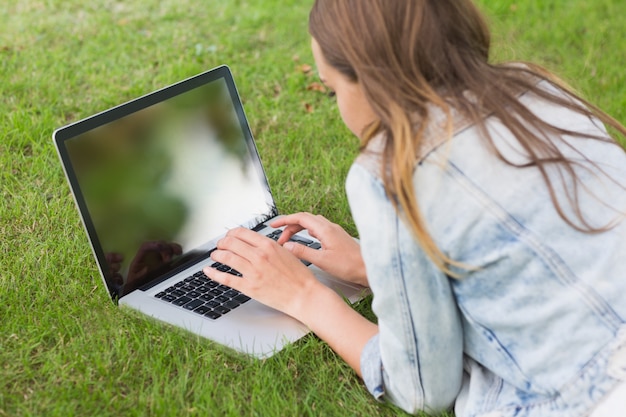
[391,210,426,410]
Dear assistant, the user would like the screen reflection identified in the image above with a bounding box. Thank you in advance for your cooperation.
[66,78,273,298]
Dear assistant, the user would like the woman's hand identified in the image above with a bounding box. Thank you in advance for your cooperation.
[270,212,368,287]
[202,226,378,377]
[202,227,330,320]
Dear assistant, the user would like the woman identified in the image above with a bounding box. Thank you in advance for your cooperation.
[204,1,626,416]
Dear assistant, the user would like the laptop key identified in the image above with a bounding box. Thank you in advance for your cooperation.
[204,310,222,320]
[291,236,313,245]
[268,230,282,240]
[209,288,223,296]
[199,294,215,302]
[234,294,251,303]
[214,305,230,315]
[216,295,229,303]
[223,289,240,298]
[189,279,205,287]
[155,292,167,298]
[162,294,177,302]
[172,296,192,306]
[194,305,211,315]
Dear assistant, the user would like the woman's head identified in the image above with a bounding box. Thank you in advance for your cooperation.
[311,38,377,139]
[309,0,491,123]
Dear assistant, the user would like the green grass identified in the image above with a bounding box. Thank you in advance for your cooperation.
[1,0,625,416]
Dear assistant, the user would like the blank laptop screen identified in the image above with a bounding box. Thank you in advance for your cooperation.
[62,75,275,299]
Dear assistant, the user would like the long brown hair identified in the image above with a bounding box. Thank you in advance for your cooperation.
[309,0,626,275]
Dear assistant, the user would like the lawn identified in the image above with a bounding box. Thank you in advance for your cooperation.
[1,1,625,416]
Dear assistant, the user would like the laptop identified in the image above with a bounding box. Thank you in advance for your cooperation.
[53,65,368,358]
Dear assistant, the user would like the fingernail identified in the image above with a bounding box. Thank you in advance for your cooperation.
[284,242,295,251]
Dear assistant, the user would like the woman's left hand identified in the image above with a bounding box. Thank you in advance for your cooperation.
[202,227,325,319]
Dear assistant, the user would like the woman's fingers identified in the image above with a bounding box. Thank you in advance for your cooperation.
[203,264,247,293]
[271,212,331,244]
[282,240,321,264]
[211,230,259,273]
[202,226,319,316]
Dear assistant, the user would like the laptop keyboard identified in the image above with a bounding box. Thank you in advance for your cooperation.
[154,230,321,320]
[155,268,249,319]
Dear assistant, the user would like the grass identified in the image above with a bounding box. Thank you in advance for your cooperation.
[1,0,625,416]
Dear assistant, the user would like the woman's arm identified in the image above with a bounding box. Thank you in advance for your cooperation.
[293,282,379,376]
[347,163,465,414]
[202,227,378,375]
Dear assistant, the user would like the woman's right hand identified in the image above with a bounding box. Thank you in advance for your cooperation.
[270,212,368,287]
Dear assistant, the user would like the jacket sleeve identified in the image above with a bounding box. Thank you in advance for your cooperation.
[347,163,464,414]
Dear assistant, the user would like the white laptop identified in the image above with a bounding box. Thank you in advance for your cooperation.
[53,65,368,358]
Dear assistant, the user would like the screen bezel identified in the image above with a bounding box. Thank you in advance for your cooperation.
[53,65,277,302]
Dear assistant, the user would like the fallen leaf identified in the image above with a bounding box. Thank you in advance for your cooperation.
[303,102,314,113]
[297,64,313,75]
[306,82,326,93]
[273,83,282,97]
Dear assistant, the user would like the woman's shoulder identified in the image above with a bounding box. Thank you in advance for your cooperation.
[354,71,601,178]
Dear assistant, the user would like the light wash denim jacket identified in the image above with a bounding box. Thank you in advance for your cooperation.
[346,84,626,417]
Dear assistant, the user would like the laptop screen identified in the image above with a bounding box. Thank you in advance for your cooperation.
[56,67,276,300]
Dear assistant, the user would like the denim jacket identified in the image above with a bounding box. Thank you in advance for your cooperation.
[347,84,626,417]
